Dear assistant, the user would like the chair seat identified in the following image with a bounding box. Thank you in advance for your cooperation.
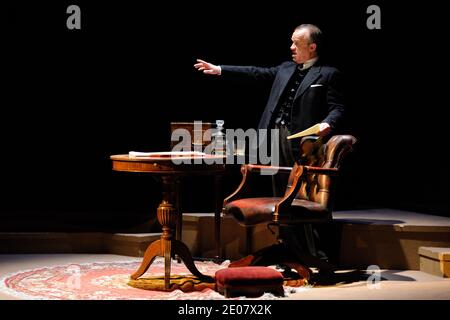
[223,197,330,225]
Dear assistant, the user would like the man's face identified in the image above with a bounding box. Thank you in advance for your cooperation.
[290,29,317,64]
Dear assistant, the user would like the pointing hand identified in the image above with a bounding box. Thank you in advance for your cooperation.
[194,59,221,75]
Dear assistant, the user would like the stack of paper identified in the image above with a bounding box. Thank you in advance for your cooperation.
[287,123,321,140]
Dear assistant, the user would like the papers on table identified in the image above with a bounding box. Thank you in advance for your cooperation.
[129,151,207,158]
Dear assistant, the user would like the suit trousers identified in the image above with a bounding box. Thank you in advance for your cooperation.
[271,123,295,196]
[270,124,326,260]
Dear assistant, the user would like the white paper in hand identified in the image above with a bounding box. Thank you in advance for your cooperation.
[287,123,321,140]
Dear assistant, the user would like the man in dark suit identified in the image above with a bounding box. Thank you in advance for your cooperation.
[194,24,346,264]
[194,23,346,167]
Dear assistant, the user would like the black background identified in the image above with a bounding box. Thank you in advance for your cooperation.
[2,1,449,232]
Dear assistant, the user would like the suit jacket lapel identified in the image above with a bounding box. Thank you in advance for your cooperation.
[294,65,322,100]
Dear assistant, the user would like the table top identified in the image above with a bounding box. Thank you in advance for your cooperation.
[110,154,226,174]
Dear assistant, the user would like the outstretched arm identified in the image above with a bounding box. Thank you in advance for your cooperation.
[194,59,222,75]
[194,58,280,81]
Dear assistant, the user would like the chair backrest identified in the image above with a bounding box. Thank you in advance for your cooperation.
[286,135,357,211]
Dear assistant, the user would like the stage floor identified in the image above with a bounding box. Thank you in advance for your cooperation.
[0,254,449,300]
[183,208,450,269]
[333,208,450,228]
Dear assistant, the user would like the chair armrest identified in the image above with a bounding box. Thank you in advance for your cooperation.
[246,164,293,174]
[304,166,339,176]
[273,165,339,220]
[274,165,304,219]
[223,164,292,206]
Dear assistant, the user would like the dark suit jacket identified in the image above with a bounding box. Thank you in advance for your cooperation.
[221,61,345,135]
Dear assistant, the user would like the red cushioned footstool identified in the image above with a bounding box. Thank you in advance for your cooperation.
[215,266,284,298]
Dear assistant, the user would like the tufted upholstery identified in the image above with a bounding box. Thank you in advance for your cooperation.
[223,135,356,226]
[221,135,356,279]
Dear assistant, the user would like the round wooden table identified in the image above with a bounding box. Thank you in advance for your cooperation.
[110,154,226,290]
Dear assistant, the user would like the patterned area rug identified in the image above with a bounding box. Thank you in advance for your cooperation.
[0,258,310,300]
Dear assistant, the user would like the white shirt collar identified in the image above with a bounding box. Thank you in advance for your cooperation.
[300,57,318,70]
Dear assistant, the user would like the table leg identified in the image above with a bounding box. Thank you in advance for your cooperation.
[214,175,223,259]
[130,239,162,280]
[156,198,175,290]
[130,175,212,290]
[171,240,214,282]
[162,236,172,289]
[175,179,182,263]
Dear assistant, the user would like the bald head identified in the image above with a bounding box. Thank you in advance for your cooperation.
[294,24,323,56]
[290,24,323,64]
